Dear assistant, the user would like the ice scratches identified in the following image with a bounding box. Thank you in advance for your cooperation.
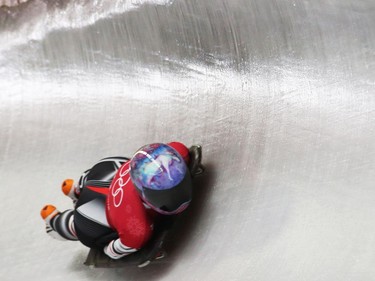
[0,0,174,53]
[0,0,28,7]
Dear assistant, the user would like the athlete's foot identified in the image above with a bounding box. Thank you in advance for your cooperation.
[61,179,79,203]
[40,204,59,226]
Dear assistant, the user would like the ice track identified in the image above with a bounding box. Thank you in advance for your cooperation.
[1,0,375,280]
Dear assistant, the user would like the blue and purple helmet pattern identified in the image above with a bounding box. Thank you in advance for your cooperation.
[130,143,187,191]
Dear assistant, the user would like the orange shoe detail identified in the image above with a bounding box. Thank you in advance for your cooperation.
[40,204,58,220]
[61,179,74,196]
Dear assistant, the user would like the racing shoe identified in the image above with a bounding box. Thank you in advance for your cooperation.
[61,179,79,203]
[189,145,205,177]
[40,205,67,241]
[40,204,59,226]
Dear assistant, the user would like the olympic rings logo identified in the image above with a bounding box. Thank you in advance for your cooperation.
[111,162,130,208]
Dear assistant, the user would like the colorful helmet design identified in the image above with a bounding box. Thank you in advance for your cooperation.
[130,143,192,215]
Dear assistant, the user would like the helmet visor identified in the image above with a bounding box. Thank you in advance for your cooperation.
[142,172,192,215]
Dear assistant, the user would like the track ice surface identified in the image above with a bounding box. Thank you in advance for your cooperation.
[1,0,375,280]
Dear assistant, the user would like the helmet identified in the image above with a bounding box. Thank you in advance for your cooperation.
[130,143,192,215]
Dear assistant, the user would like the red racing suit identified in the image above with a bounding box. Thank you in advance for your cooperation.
[105,160,155,256]
[103,142,190,258]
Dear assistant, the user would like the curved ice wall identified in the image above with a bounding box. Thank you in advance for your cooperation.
[1,0,375,280]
